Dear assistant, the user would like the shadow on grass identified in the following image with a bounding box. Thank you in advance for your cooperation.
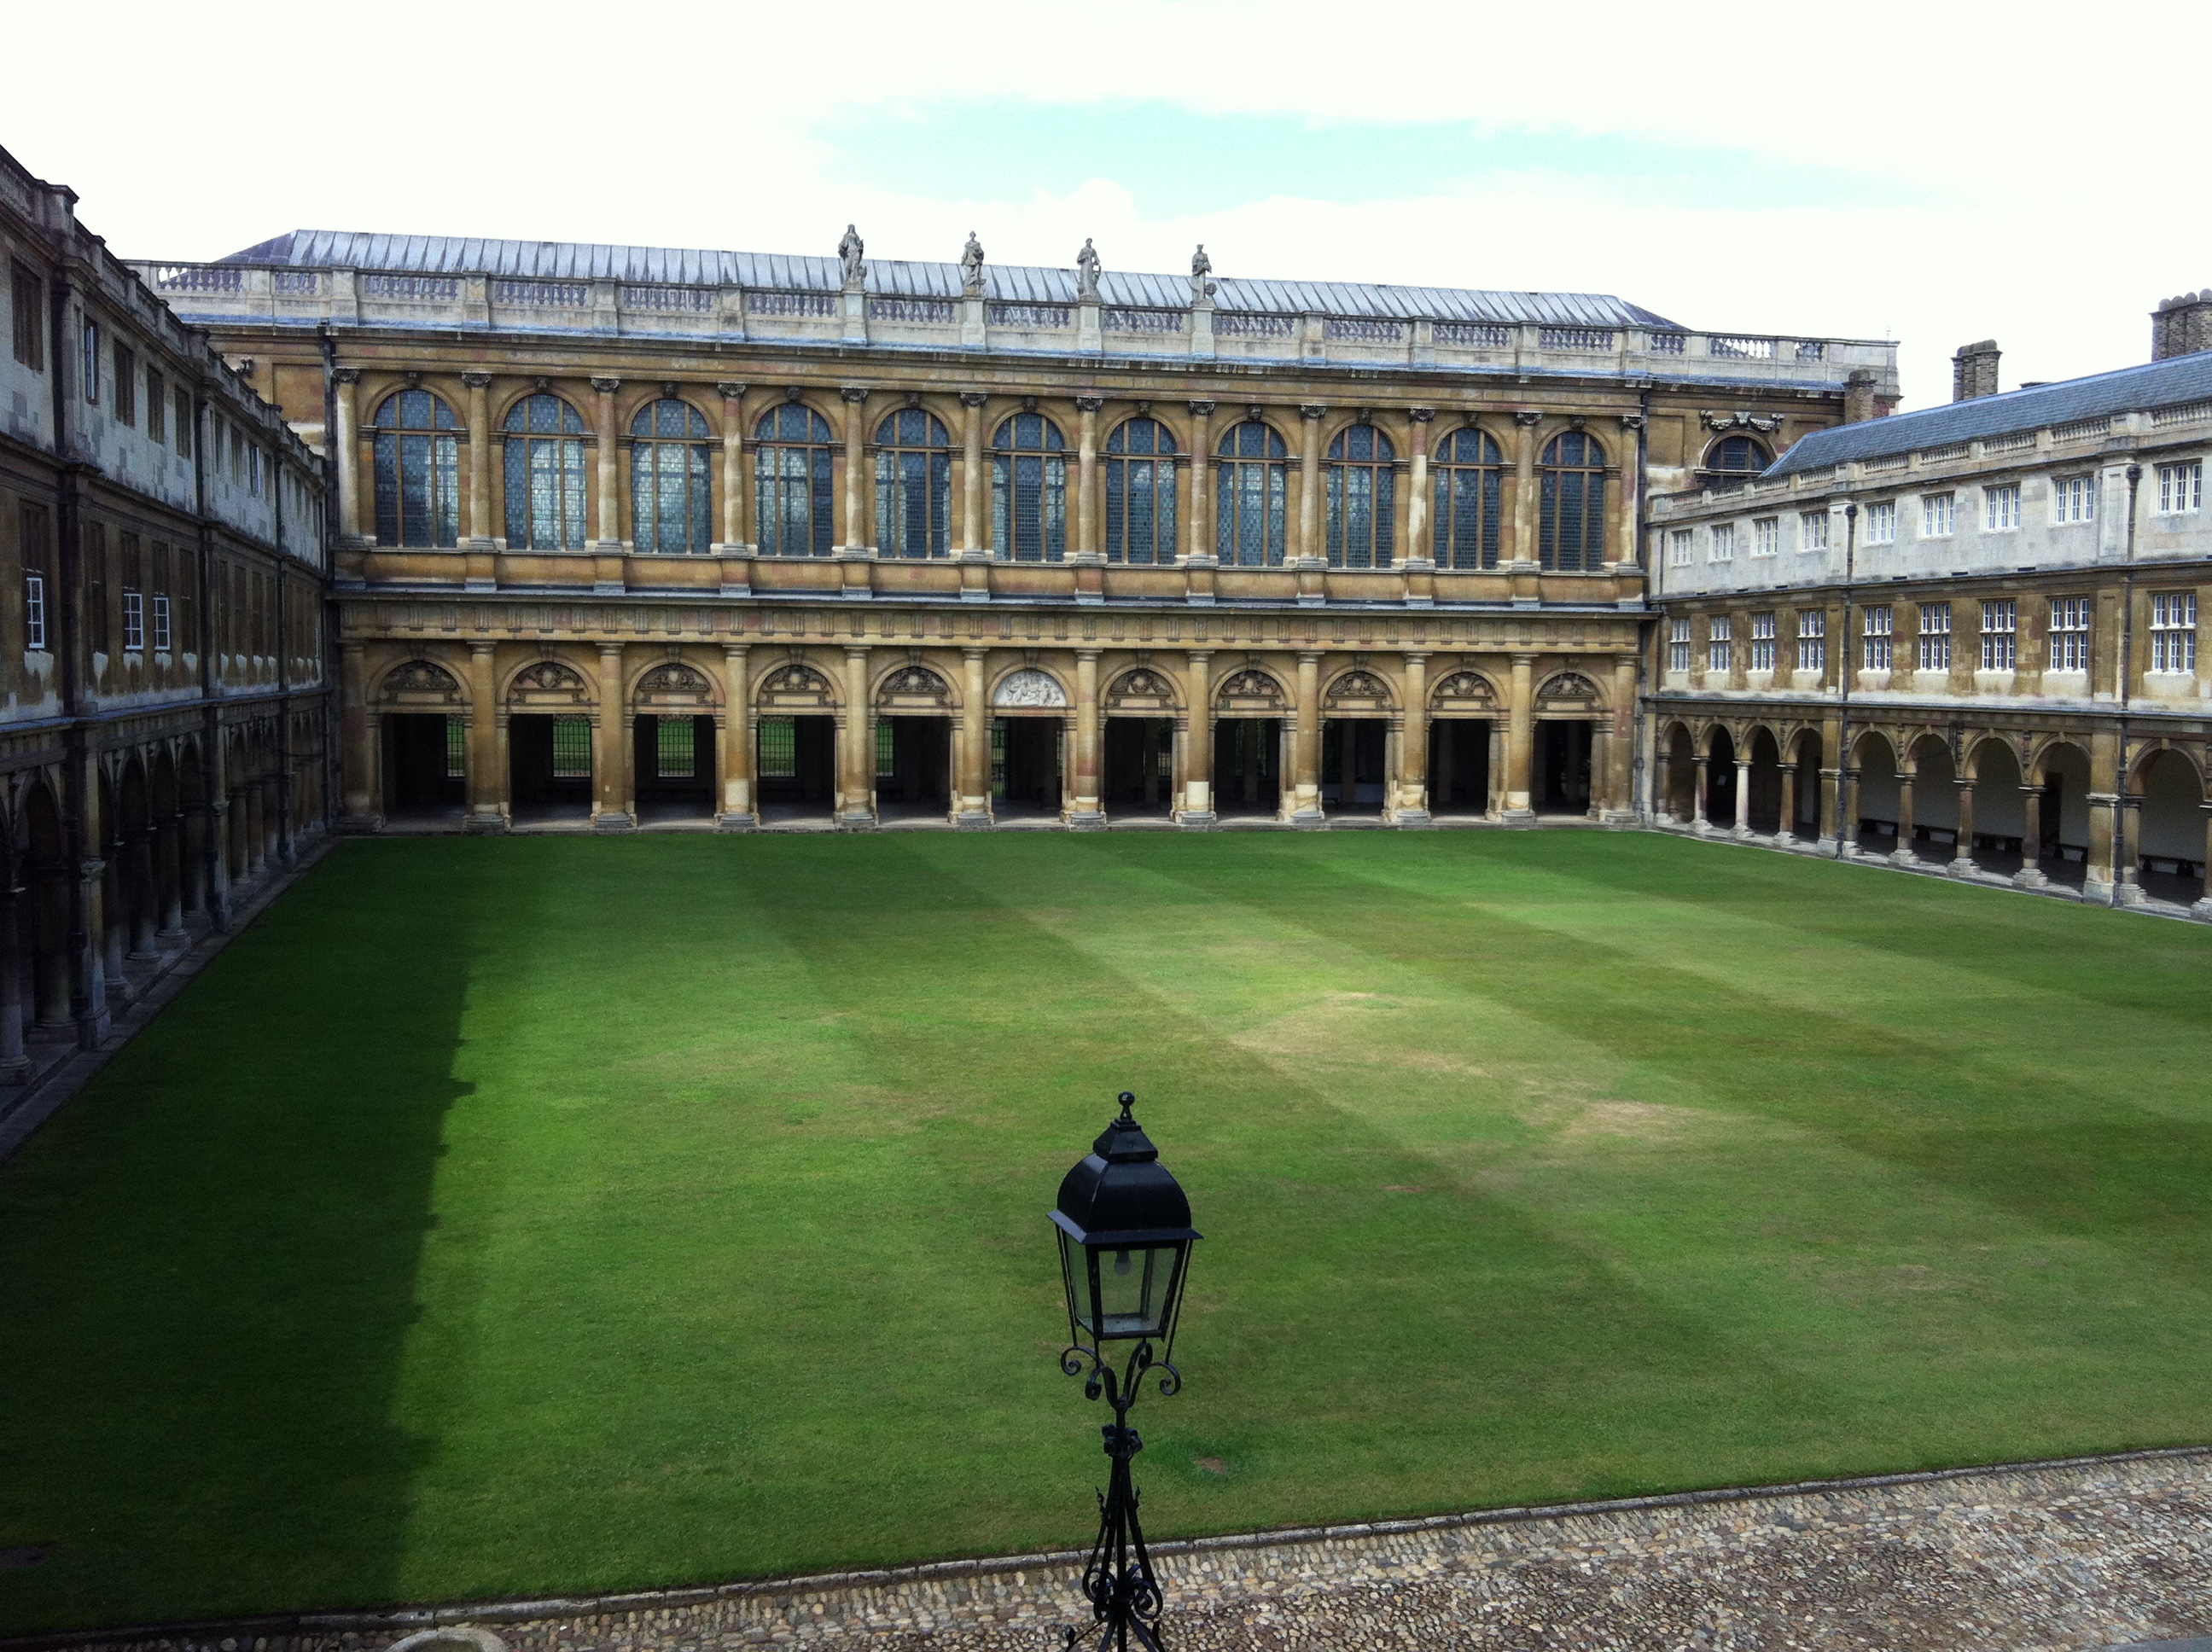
[0,842,479,1634]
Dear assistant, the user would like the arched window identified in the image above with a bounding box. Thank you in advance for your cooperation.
[1104,417,1178,564]
[992,413,1067,562]
[1705,435,1772,477]
[755,404,835,557]
[1538,431,1608,572]
[1326,423,1396,569]
[502,393,588,550]
[1432,428,1504,569]
[371,388,459,548]
[630,398,713,555]
[1215,420,1288,567]
[875,407,952,560]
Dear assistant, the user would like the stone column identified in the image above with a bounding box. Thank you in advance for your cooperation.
[463,372,493,545]
[1180,650,1214,827]
[719,644,754,829]
[1290,650,1324,824]
[1891,768,1918,862]
[840,387,869,553]
[1068,649,1104,828]
[2194,805,2212,916]
[339,641,375,825]
[1394,652,1430,826]
[1504,654,1536,823]
[466,641,505,830]
[839,645,875,826]
[1653,747,1674,824]
[593,643,632,830]
[1608,655,1639,822]
[1778,763,1799,844]
[958,647,992,826]
[2117,796,2142,903]
[1406,412,1433,567]
[331,369,362,542]
[1733,759,1754,837]
[0,886,28,1082]
[2086,791,2119,903]
[717,383,748,547]
[958,393,988,556]
[591,377,621,548]
[1692,755,1710,828]
[1510,412,1542,567]
[1297,405,1324,565]
[1074,398,1103,561]
[1185,401,1215,565]
[2016,784,2048,887]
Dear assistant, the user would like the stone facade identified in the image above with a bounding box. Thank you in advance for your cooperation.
[0,146,330,1082]
[133,230,1892,836]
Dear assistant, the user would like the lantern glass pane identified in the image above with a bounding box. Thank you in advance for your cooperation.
[1097,1242,1182,1340]
[1059,1227,1091,1337]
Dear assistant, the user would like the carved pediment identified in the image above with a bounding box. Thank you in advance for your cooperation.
[1538,671,1602,702]
[1701,410,1783,434]
[877,665,952,707]
[1105,667,1176,710]
[637,661,713,700]
[992,668,1068,709]
[509,660,589,703]
[760,662,835,706]
[1215,668,1285,710]
[1431,671,1498,711]
[1324,668,1392,709]
[382,660,463,702]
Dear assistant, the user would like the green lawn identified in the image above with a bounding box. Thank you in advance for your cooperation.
[6,831,2212,1632]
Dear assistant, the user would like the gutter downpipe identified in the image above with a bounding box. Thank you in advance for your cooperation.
[2113,461,2143,906]
[1633,383,1652,822]
[1836,500,1858,858]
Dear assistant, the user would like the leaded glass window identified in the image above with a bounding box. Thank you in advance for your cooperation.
[550,715,592,778]
[1325,423,1396,568]
[502,393,588,550]
[656,716,696,778]
[372,388,461,548]
[1104,417,1178,564]
[1538,431,1608,572]
[1215,421,1287,567]
[630,398,713,554]
[875,407,952,559]
[1704,435,1770,477]
[992,413,1067,562]
[1432,428,1503,569]
[755,404,835,557]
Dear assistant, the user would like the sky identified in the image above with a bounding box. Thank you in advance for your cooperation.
[9,0,2209,410]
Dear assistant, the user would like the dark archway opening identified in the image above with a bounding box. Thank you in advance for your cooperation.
[1705,729,1738,826]
[1214,718,1281,815]
[509,713,594,823]
[994,718,1062,816]
[1104,718,1174,812]
[1538,722,1593,814]
[878,716,952,817]
[634,714,716,823]
[1746,729,1784,834]
[386,713,466,815]
[1429,720,1491,813]
[758,714,835,823]
[1322,718,1385,813]
[1791,736,1822,837]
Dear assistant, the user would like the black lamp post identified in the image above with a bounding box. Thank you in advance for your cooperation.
[1051,1092,1201,1652]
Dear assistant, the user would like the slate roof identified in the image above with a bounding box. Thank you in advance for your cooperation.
[1771,352,2212,476]
[219,230,1685,330]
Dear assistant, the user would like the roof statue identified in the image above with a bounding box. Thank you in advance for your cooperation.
[1075,238,1101,303]
[837,224,865,289]
[960,231,985,297]
[1190,244,1215,305]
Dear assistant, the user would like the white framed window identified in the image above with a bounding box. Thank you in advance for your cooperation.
[1668,528,1692,567]
[80,317,100,404]
[2053,474,2097,524]
[1708,614,1733,672]
[1865,500,1896,544]
[1752,517,1778,557]
[1980,599,2017,670]
[1796,608,1825,672]
[153,592,172,652]
[1708,522,1736,562]
[122,587,144,652]
[1668,616,1691,673]
[249,445,265,498]
[2158,460,2203,515]
[1861,604,1894,671]
[1920,493,1955,538]
[2151,591,2197,673]
[1749,609,1777,670]
[23,571,46,650]
[1799,509,1830,550]
[2049,596,2091,671]
[1917,602,1952,670]
[1984,483,2020,531]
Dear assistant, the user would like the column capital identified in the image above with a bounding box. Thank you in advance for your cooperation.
[844,643,870,659]
[1186,398,1216,416]
[1296,648,1323,663]
[469,640,496,658]
[331,367,360,385]
[1299,404,1327,422]
[716,381,748,400]
[1619,412,1647,430]
[959,391,990,409]
[460,371,492,389]
[1074,394,1106,414]
[1511,651,1538,665]
[1075,645,1102,660]
[963,643,988,659]
[1408,407,1435,423]
[1402,651,1429,666]
[840,386,870,404]
[590,376,621,394]
[1513,410,1544,428]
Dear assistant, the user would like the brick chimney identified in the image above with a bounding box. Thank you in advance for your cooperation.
[1952,340,2001,401]
[1843,369,1895,423]
[2153,290,2212,361]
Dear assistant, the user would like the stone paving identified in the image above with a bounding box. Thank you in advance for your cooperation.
[19,1448,2212,1652]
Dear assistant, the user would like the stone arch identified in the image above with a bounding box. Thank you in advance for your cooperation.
[375,657,469,707]
[1659,719,1697,822]
[1853,730,1901,852]
[1214,666,1286,713]
[2132,746,2206,896]
[149,747,182,939]
[1104,666,1179,713]
[1536,670,1604,709]
[1703,723,1739,829]
[1907,733,1959,848]
[1787,728,1824,838]
[2030,739,2095,870]
[991,666,1068,711]
[178,739,211,919]
[1429,671,1498,715]
[632,659,719,708]
[1965,735,2027,868]
[875,662,955,711]
[1322,666,1394,713]
[20,776,71,1032]
[504,657,596,707]
[1744,724,1784,834]
[754,658,840,709]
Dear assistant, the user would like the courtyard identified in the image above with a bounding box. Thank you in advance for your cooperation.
[4,831,2212,1635]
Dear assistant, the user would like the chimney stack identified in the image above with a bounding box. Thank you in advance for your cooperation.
[2153,290,2212,361]
[1952,340,2001,401]
[1843,369,1893,424]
